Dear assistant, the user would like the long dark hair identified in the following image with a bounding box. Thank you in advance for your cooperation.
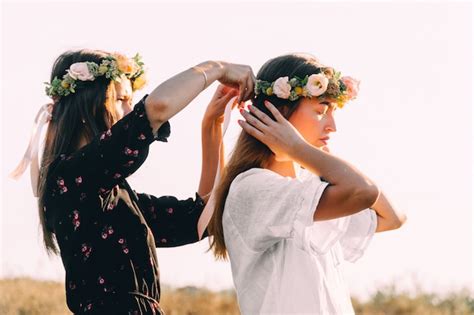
[38,49,119,254]
[208,53,330,260]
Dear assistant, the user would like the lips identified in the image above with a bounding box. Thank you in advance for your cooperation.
[319,137,330,145]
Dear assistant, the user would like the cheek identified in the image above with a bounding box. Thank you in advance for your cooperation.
[290,112,324,143]
[114,102,125,119]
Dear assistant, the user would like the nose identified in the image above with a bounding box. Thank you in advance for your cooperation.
[324,114,337,133]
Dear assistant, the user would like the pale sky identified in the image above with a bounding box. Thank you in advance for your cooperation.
[1,0,472,300]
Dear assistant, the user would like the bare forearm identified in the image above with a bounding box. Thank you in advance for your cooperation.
[146,61,225,123]
[291,141,378,195]
[198,119,223,202]
[371,191,407,232]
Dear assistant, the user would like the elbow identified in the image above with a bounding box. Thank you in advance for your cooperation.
[145,95,170,123]
[353,184,380,210]
[393,213,407,230]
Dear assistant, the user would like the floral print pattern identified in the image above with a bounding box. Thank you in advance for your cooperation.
[43,96,205,314]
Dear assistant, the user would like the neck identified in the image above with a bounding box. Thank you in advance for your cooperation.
[266,157,297,178]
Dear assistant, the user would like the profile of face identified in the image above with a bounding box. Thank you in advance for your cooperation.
[288,98,338,151]
[113,76,133,119]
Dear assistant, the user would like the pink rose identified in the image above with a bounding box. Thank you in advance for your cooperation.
[272,76,291,99]
[306,74,329,97]
[67,62,95,81]
[341,76,360,100]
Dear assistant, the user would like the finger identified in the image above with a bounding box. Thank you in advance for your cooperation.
[248,104,274,126]
[243,75,254,101]
[240,109,267,132]
[231,100,245,110]
[238,119,265,141]
[264,100,285,123]
[232,101,245,111]
[248,71,256,99]
[222,89,238,103]
[237,80,246,104]
[214,84,228,97]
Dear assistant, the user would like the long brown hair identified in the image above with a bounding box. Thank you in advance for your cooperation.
[208,53,328,260]
[38,49,119,254]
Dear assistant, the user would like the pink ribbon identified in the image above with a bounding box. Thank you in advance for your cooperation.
[10,103,53,197]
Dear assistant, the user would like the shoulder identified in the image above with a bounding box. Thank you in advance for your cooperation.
[228,168,308,206]
[231,168,285,193]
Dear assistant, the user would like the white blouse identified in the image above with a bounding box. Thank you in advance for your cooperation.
[223,167,377,315]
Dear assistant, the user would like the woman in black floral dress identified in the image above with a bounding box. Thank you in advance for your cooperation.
[15,50,254,314]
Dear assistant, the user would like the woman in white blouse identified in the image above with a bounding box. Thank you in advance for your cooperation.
[207,54,407,315]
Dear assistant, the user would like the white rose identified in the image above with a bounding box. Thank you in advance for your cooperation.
[67,62,95,81]
[273,76,291,99]
[305,73,329,97]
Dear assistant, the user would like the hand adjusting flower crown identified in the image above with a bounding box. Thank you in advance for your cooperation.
[254,67,360,108]
[45,53,147,97]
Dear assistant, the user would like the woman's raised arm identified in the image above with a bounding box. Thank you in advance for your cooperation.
[239,100,380,221]
[145,61,254,134]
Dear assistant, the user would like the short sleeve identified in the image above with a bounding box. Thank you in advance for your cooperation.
[307,208,377,262]
[224,169,329,252]
[339,209,377,262]
[48,95,170,199]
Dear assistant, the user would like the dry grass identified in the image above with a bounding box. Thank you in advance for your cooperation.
[1,278,473,315]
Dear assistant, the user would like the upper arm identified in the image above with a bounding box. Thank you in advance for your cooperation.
[144,96,166,135]
[314,184,378,221]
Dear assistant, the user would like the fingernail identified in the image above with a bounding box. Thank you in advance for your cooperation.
[247,105,252,110]
[239,108,244,114]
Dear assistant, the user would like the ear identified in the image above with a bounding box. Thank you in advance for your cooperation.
[280,104,295,119]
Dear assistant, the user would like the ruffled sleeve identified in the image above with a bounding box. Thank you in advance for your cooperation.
[339,209,377,262]
[224,168,329,252]
[306,209,377,263]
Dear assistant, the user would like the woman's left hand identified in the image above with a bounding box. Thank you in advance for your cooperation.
[203,84,241,125]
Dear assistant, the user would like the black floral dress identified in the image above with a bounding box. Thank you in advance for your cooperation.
[43,95,206,314]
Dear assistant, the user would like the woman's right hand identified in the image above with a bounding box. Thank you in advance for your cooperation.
[217,62,255,103]
[239,100,307,161]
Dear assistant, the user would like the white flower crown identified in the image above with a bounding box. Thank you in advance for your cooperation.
[45,53,146,97]
[254,69,360,108]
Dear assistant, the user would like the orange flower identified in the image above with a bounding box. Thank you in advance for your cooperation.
[132,74,147,91]
[114,54,134,74]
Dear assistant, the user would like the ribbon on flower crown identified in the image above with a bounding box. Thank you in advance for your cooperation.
[10,103,53,197]
[197,96,237,240]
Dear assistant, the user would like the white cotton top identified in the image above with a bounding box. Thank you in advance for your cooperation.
[223,167,377,315]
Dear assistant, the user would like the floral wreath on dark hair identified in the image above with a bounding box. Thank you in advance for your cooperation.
[45,53,147,97]
[254,67,360,108]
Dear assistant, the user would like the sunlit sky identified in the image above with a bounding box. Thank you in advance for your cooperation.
[1,0,472,300]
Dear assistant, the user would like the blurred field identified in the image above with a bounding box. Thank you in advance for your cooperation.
[0,278,473,315]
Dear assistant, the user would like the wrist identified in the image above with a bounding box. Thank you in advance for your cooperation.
[196,60,225,83]
[202,115,223,129]
[288,138,309,161]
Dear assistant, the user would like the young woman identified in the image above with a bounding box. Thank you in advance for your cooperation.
[208,54,407,315]
[12,49,254,314]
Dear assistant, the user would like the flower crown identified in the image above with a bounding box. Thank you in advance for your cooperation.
[254,68,360,108]
[45,53,147,97]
